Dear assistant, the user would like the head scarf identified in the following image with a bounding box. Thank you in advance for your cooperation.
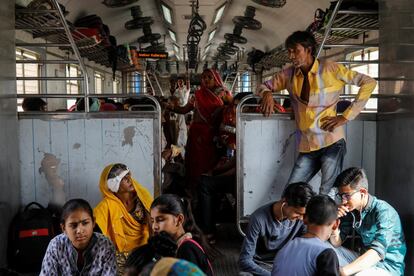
[149,257,205,276]
[196,69,232,124]
[94,164,153,253]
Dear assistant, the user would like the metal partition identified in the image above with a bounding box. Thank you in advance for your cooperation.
[236,95,377,235]
[18,96,161,208]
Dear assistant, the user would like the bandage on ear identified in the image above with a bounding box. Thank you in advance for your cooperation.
[107,169,130,193]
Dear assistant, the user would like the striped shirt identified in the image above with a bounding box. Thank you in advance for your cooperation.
[258,59,376,152]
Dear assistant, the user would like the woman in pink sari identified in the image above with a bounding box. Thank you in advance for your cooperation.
[168,69,232,200]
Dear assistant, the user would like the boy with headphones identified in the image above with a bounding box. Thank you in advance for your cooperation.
[330,167,406,276]
[239,182,315,275]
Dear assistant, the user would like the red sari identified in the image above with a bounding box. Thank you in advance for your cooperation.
[185,69,231,199]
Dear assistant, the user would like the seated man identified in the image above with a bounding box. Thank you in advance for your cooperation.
[330,167,406,276]
[238,182,315,275]
[272,195,341,276]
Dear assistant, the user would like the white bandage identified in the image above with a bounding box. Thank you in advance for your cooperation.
[107,169,130,193]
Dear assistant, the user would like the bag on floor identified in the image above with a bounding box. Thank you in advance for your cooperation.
[7,202,55,273]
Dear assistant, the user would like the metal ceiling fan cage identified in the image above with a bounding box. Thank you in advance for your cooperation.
[137,23,161,44]
[232,6,262,30]
[125,6,153,30]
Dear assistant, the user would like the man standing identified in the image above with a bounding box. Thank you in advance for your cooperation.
[257,31,377,195]
[174,77,191,106]
[330,167,406,276]
[239,182,315,275]
[173,77,191,150]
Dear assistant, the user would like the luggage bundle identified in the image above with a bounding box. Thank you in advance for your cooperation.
[7,202,60,273]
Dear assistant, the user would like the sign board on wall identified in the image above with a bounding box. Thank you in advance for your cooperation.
[137,52,168,59]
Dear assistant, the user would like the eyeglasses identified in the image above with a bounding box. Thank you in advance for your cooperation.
[336,190,360,201]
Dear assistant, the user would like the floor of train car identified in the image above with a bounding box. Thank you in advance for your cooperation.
[212,223,244,276]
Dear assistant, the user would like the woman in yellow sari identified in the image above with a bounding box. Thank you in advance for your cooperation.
[94,163,153,274]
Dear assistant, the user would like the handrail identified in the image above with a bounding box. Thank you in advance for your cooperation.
[16,93,159,99]
[316,0,344,59]
[17,94,162,116]
[50,0,90,111]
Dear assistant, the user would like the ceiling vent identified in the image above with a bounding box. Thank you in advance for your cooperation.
[251,0,286,8]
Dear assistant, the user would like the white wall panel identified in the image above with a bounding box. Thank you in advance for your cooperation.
[19,117,159,208]
[239,116,377,219]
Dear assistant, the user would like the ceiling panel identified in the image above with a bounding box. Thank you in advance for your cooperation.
[58,0,331,63]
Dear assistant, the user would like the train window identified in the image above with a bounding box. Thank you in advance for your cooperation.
[240,72,251,92]
[94,72,104,94]
[346,48,379,110]
[113,78,120,94]
[16,48,40,111]
[66,65,80,109]
[236,71,257,93]
[127,72,143,94]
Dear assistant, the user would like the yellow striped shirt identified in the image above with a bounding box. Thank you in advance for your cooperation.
[258,59,377,152]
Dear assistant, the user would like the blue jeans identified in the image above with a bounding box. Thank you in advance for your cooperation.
[332,245,392,276]
[287,139,346,194]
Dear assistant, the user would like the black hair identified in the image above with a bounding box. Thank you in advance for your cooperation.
[285,31,317,56]
[124,244,153,276]
[334,167,368,190]
[150,194,218,260]
[60,198,93,224]
[22,97,47,111]
[124,231,177,275]
[306,195,338,225]
[282,182,315,207]
[107,163,128,179]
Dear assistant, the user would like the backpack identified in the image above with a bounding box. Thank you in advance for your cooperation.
[7,202,56,273]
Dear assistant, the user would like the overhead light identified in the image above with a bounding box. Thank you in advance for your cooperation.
[213,3,226,24]
[161,3,173,24]
[168,29,176,42]
[204,44,211,54]
[208,29,216,43]
[173,44,180,53]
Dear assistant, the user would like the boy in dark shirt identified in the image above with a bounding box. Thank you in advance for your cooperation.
[272,195,341,276]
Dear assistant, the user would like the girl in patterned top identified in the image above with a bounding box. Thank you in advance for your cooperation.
[40,198,117,275]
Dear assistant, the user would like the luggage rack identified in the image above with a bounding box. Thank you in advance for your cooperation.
[257,1,378,70]
[15,5,133,71]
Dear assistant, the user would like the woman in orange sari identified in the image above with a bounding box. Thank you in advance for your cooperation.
[169,69,232,200]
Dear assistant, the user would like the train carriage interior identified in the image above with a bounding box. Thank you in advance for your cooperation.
[0,0,413,275]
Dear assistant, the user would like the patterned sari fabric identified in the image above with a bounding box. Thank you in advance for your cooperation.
[185,69,231,199]
[149,257,205,276]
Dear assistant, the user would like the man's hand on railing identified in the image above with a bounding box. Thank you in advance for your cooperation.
[260,91,275,117]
